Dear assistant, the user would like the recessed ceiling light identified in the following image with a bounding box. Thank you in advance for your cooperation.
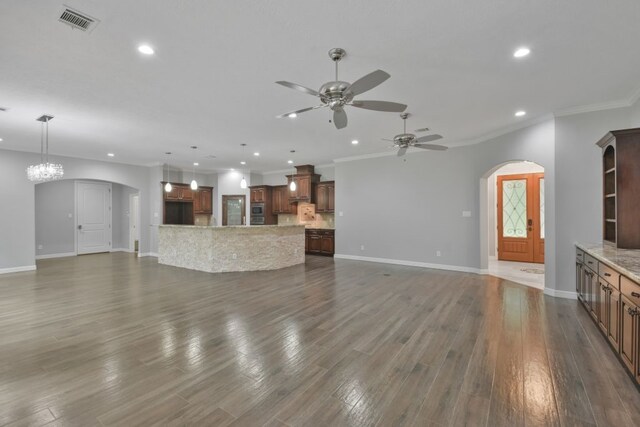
[253,152,260,156]
[351,139,359,145]
[513,47,530,58]
[138,44,155,55]
[107,153,114,157]
[193,162,199,166]
[0,138,3,142]
[240,161,246,165]
[288,113,297,118]
[515,110,527,117]
[287,160,293,164]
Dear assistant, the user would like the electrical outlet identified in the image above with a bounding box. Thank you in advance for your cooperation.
[232,253,237,259]
[360,245,365,251]
[462,211,472,217]
[67,213,72,219]
[339,211,344,217]
[436,250,441,257]
[37,244,43,250]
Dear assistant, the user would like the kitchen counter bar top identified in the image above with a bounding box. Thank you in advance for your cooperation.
[576,242,640,283]
[158,224,305,273]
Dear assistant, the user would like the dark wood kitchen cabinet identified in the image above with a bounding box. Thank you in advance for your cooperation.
[597,128,640,248]
[193,187,213,214]
[316,181,335,213]
[250,186,267,203]
[162,182,194,201]
[305,229,334,256]
[272,185,297,215]
[287,173,320,203]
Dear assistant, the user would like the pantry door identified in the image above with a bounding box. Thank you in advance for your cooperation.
[76,181,112,254]
[497,173,544,263]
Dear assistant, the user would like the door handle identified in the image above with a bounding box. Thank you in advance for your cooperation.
[632,291,640,298]
[78,225,83,230]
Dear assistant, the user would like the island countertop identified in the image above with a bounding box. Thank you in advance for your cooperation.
[158,224,305,273]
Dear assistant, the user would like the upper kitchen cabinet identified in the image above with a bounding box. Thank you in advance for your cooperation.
[193,186,213,214]
[597,128,640,248]
[250,186,268,203]
[162,182,194,201]
[272,185,297,215]
[315,181,335,213]
[287,164,320,203]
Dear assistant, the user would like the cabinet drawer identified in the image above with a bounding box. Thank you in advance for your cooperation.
[599,262,620,289]
[621,276,640,306]
[584,253,598,271]
[576,248,584,263]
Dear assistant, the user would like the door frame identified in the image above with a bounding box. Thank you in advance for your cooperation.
[74,180,112,255]
[497,173,544,263]
[222,195,246,226]
[129,193,140,252]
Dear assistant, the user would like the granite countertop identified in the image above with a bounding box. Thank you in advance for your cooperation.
[576,242,640,283]
[305,227,335,230]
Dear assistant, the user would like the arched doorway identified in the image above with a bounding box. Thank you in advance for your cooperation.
[480,160,546,290]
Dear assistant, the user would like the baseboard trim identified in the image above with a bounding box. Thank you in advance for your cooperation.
[111,248,134,253]
[0,265,37,274]
[35,252,76,260]
[333,254,481,274]
[138,252,158,258]
[543,288,577,300]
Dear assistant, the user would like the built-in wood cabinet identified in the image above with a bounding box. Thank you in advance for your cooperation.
[597,128,640,248]
[250,187,267,203]
[576,246,640,385]
[272,185,298,215]
[305,229,334,256]
[315,181,335,213]
[287,174,320,203]
[162,182,212,224]
[193,187,213,214]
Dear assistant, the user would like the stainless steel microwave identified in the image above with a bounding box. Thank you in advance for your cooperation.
[251,203,265,215]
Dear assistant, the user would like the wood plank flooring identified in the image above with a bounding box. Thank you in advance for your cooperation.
[0,253,639,426]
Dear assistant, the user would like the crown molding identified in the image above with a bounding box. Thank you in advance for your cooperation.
[260,163,335,175]
[555,86,640,117]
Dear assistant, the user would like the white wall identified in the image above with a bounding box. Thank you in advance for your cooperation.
[35,180,75,257]
[0,149,155,271]
[335,119,556,288]
[487,162,545,258]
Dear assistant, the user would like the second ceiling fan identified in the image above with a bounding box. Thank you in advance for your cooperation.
[276,48,407,129]
[384,113,447,156]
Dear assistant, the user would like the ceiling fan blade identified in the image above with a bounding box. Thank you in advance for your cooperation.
[351,100,407,112]
[276,105,325,118]
[414,127,430,133]
[414,143,448,151]
[333,108,348,129]
[275,81,320,97]
[415,134,443,143]
[348,70,390,95]
[397,147,407,157]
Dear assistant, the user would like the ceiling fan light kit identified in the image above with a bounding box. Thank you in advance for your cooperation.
[276,48,408,129]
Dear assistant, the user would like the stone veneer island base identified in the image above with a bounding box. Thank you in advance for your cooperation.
[158,225,305,273]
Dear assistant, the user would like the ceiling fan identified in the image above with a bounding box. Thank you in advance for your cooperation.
[384,113,447,156]
[276,48,407,129]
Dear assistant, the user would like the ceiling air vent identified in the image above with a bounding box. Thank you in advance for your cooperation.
[58,7,99,32]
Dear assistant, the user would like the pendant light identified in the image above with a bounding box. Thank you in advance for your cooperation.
[190,162,198,190]
[164,153,172,192]
[289,150,297,192]
[26,115,64,182]
[240,143,248,189]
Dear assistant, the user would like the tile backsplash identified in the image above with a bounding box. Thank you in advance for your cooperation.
[278,210,334,229]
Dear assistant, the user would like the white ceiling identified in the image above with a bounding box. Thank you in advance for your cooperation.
[1,0,639,173]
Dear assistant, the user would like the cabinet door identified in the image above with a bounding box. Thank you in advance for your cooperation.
[287,177,298,200]
[316,185,328,212]
[193,191,202,213]
[327,184,335,212]
[609,287,620,349]
[201,189,212,214]
[297,176,311,199]
[257,189,265,203]
[180,187,194,201]
[165,186,180,200]
[598,279,608,333]
[620,296,637,373]
[320,234,334,254]
[308,234,322,252]
[305,233,309,252]
[576,262,582,298]
[272,187,281,213]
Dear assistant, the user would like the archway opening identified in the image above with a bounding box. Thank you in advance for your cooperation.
[480,160,545,290]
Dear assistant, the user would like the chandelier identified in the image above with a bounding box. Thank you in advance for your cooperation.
[26,115,64,182]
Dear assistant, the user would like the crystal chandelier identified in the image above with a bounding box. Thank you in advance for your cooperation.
[26,115,64,182]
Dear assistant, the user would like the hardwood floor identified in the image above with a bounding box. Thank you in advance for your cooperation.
[1,253,639,426]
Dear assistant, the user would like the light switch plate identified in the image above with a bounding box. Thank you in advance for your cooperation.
[462,211,472,217]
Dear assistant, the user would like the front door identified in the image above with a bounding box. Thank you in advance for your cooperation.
[76,181,112,254]
[222,195,246,226]
[497,173,544,263]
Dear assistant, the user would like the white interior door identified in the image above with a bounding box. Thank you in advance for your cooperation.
[76,182,112,254]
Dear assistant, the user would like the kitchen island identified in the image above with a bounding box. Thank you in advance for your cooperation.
[158,225,305,273]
